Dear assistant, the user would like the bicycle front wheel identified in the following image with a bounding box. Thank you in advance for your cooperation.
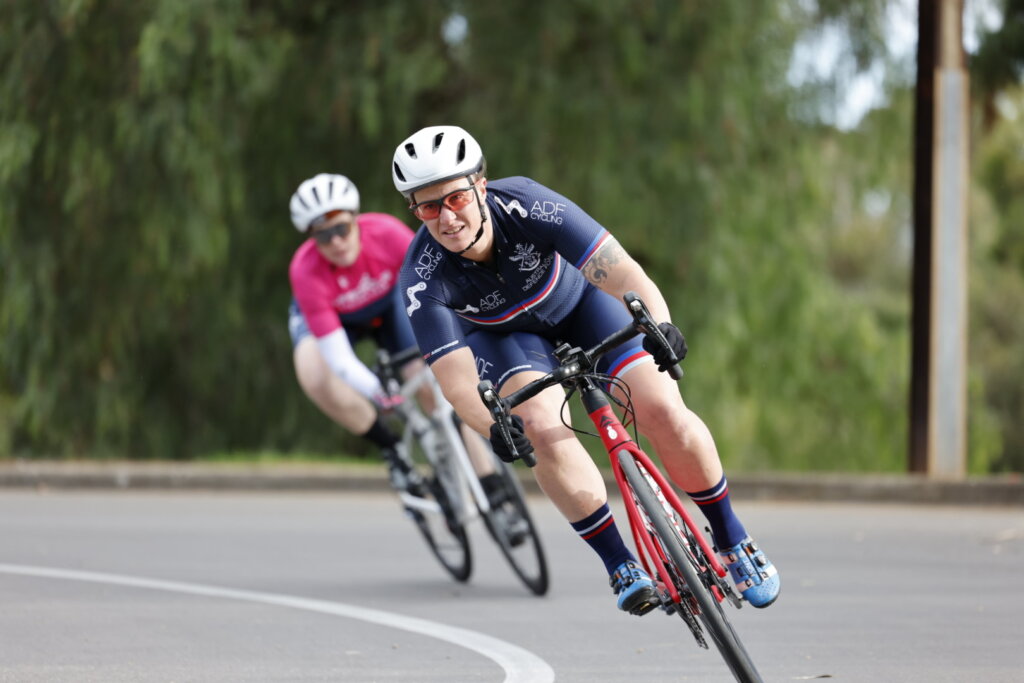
[402,426,472,583]
[479,457,549,596]
[619,451,763,683]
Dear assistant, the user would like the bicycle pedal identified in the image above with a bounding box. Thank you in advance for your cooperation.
[623,586,662,617]
[629,597,660,617]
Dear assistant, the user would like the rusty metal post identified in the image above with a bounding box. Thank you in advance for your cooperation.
[910,0,969,477]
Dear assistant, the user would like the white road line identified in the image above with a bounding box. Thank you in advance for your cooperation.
[0,563,555,683]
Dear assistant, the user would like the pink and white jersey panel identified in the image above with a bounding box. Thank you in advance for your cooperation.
[289,213,415,338]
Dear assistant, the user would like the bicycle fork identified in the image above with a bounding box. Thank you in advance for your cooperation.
[576,379,729,603]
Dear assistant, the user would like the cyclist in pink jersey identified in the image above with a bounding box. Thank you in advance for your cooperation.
[287,173,502,499]
[287,173,420,486]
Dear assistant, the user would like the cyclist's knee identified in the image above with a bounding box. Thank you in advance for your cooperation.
[628,379,676,415]
[644,395,685,427]
[637,394,705,445]
[516,407,571,451]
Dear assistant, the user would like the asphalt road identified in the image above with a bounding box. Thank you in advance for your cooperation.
[0,490,1021,682]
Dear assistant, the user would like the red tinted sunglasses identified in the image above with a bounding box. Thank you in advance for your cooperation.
[409,185,477,221]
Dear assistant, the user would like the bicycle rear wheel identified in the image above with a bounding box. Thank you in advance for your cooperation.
[402,425,472,583]
[619,451,763,683]
[479,456,549,596]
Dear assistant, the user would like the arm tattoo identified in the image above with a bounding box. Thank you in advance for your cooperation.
[582,238,627,286]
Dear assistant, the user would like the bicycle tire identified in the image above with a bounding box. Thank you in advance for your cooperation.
[619,451,763,683]
[404,423,472,583]
[479,456,550,596]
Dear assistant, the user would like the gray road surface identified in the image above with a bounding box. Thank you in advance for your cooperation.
[0,491,1021,682]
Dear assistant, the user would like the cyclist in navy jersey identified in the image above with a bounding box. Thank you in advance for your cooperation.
[392,125,780,614]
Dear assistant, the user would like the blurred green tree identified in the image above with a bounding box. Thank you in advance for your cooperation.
[968,0,1024,472]
[0,0,1018,472]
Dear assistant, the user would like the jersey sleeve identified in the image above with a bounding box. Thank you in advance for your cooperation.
[498,177,612,272]
[398,242,468,364]
[315,329,382,398]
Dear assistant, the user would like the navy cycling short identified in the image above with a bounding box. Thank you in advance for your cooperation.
[287,285,416,354]
[466,285,652,390]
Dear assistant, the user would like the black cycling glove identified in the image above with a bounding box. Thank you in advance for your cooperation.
[641,322,688,372]
[488,414,534,463]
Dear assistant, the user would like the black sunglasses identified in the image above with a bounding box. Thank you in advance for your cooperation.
[312,221,352,244]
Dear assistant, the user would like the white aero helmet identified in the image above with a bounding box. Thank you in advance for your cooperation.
[392,125,485,198]
[289,173,360,232]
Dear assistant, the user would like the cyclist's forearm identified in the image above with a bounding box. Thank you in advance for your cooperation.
[580,237,673,323]
[618,273,672,324]
[600,264,674,324]
[445,388,498,438]
[429,349,495,437]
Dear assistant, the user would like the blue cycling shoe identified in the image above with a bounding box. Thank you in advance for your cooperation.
[719,536,780,608]
[609,560,658,616]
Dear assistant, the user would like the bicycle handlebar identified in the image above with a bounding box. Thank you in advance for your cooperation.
[477,292,684,467]
[478,382,537,467]
[624,292,685,382]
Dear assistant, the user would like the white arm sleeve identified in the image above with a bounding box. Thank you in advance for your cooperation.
[315,329,383,400]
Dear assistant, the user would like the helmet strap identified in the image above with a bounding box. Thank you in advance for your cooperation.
[455,182,488,256]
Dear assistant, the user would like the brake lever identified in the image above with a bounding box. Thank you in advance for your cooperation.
[477,380,536,467]
[624,292,684,380]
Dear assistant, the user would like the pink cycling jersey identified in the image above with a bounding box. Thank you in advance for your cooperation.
[289,212,415,338]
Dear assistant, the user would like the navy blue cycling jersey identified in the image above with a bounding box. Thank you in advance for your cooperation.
[399,176,615,363]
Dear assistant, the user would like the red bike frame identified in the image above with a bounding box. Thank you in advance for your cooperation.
[586,400,730,606]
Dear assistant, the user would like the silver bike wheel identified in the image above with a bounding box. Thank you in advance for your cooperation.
[402,418,472,582]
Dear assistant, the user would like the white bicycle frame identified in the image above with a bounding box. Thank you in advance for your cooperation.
[388,365,493,526]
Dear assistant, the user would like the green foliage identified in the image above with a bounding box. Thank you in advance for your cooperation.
[969,87,1024,472]
[971,0,1024,123]
[0,1,1019,472]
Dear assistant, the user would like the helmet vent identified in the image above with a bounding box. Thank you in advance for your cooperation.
[311,186,321,204]
[393,162,406,182]
[404,142,417,159]
[456,139,466,164]
[327,179,334,198]
[432,132,444,151]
